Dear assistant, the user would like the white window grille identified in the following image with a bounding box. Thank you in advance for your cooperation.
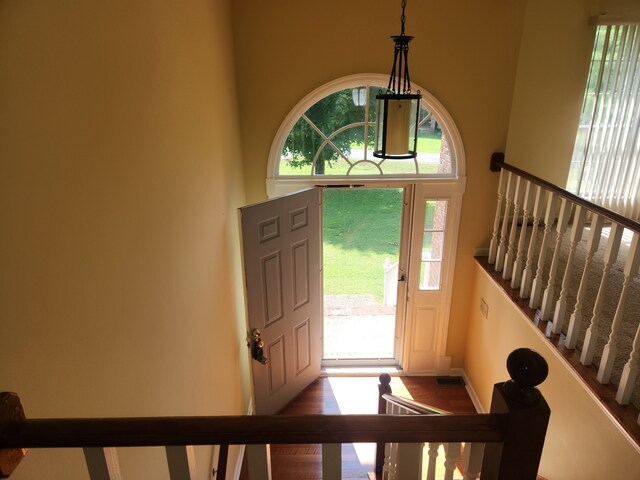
[278,84,451,178]
[568,23,640,220]
[266,74,466,199]
[419,199,448,290]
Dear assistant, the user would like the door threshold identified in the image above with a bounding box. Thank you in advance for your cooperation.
[321,366,402,377]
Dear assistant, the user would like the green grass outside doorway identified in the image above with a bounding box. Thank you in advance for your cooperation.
[323,188,403,302]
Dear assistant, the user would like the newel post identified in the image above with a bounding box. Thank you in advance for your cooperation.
[0,393,27,478]
[375,373,392,479]
[481,348,550,480]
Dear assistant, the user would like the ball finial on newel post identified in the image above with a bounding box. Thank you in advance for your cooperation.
[0,392,27,477]
[379,373,391,389]
[503,348,549,405]
[378,373,392,411]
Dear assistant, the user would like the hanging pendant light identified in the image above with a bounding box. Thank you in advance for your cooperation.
[374,0,421,160]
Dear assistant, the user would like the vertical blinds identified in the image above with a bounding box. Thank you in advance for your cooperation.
[569,24,640,220]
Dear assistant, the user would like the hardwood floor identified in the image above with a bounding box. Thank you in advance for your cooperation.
[238,375,477,479]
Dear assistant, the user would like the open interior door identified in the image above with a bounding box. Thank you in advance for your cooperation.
[240,188,322,414]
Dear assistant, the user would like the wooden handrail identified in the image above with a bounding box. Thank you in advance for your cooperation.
[0,413,507,449]
[381,393,451,415]
[497,160,640,233]
[2,349,551,479]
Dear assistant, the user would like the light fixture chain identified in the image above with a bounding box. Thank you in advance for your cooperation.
[388,44,400,92]
[400,0,407,35]
[402,45,411,93]
[374,0,421,160]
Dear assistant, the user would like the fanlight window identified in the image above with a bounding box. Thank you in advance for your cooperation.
[277,84,454,177]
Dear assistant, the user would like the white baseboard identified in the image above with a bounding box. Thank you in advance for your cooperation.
[451,367,486,413]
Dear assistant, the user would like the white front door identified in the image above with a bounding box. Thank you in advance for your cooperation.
[240,188,322,414]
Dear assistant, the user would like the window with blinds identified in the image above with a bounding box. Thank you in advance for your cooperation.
[567,23,640,220]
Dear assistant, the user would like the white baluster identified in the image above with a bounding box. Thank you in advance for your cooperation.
[425,443,440,480]
[565,214,605,349]
[540,198,573,322]
[387,440,399,480]
[383,439,393,480]
[552,205,588,335]
[530,192,559,309]
[166,446,196,480]
[83,447,123,480]
[488,169,507,264]
[384,404,399,480]
[461,443,484,480]
[511,180,534,289]
[503,177,525,280]
[617,321,640,404]
[495,172,515,272]
[598,232,640,384]
[246,444,272,480]
[322,443,342,480]
[520,185,545,299]
[581,223,624,366]
[443,442,461,480]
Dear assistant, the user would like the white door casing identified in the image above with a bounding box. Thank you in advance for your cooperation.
[402,181,465,373]
[240,188,322,414]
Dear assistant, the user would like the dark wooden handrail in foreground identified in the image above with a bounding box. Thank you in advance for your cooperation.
[0,412,506,449]
[1,349,551,479]
[493,156,640,233]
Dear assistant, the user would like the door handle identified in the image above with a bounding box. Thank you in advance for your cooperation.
[249,328,268,365]
[398,273,406,282]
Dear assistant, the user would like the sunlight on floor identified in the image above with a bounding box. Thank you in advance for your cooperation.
[323,367,400,375]
[327,376,463,479]
[327,377,414,468]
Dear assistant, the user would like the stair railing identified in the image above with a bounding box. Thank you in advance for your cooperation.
[488,158,640,415]
[1,349,549,480]
[376,376,485,480]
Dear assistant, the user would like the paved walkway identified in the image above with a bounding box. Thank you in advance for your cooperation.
[324,294,396,359]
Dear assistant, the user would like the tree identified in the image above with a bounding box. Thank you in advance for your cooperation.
[282,87,377,174]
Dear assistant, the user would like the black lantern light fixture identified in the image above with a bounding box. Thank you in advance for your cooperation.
[373,0,421,160]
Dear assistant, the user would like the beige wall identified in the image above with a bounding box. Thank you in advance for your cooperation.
[465,263,640,479]
[0,1,247,478]
[231,0,527,367]
[505,0,640,186]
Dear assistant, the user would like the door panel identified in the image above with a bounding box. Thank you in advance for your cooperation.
[240,188,321,414]
[403,183,463,373]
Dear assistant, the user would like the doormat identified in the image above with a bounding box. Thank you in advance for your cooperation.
[435,376,465,386]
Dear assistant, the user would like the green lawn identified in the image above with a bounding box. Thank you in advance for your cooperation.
[323,188,403,302]
[352,130,442,153]
[417,130,442,153]
[278,131,442,176]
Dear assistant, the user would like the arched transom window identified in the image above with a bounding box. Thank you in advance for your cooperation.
[268,74,463,186]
